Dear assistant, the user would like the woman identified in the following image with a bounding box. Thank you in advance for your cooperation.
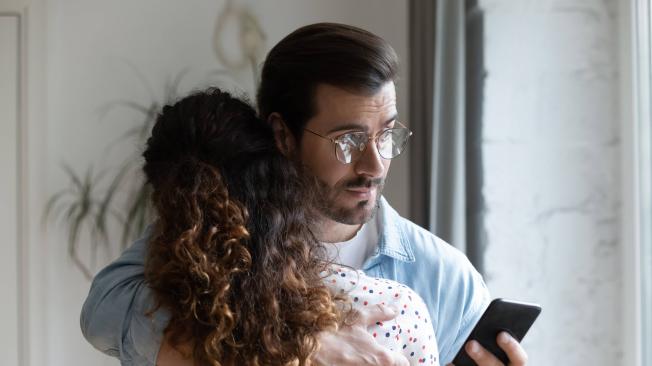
[143,88,439,365]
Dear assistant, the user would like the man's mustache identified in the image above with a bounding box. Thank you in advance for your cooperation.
[344,177,384,189]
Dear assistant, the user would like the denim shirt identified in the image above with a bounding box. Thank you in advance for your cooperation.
[80,197,490,365]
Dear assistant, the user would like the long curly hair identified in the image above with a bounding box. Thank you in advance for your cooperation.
[143,88,344,365]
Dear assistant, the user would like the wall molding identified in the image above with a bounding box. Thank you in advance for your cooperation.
[2,1,47,364]
[0,10,25,366]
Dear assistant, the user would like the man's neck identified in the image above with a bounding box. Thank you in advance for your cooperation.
[316,218,362,243]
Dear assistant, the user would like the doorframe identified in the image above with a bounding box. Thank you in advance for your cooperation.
[1,1,48,365]
[0,10,26,366]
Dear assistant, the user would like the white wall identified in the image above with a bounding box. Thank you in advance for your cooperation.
[28,1,409,365]
[479,0,622,364]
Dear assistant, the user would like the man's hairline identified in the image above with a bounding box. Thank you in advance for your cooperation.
[287,80,399,145]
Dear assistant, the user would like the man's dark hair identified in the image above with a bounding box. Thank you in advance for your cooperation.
[257,22,399,140]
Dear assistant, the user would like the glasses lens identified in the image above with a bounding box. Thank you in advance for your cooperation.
[335,133,368,164]
[334,134,354,163]
[378,128,411,159]
[335,143,352,163]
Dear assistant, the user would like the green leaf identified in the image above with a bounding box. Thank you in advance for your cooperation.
[42,188,74,226]
[61,163,84,190]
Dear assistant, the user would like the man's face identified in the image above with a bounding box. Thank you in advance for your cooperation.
[298,82,397,225]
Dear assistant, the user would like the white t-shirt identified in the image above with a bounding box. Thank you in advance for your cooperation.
[324,212,380,269]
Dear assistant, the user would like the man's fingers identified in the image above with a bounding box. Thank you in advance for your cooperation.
[314,327,409,366]
[465,333,529,366]
[372,345,410,366]
[358,304,399,325]
[358,333,410,366]
[386,350,411,366]
[465,340,503,366]
[497,332,528,365]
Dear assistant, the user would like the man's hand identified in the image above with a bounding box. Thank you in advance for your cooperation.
[447,332,528,366]
[312,304,409,366]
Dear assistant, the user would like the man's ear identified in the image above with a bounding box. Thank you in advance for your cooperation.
[268,112,297,157]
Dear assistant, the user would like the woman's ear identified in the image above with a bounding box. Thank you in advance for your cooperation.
[268,112,297,157]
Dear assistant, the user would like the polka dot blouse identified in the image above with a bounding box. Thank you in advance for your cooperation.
[324,266,440,366]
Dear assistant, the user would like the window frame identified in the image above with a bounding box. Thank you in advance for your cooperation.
[628,0,652,365]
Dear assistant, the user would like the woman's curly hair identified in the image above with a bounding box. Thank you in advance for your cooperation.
[143,88,345,365]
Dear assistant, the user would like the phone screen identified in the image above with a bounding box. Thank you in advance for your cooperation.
[452,298,541,366]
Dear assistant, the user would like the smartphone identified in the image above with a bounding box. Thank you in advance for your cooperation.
[452,298,541,366]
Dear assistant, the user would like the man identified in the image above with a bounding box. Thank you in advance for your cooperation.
[81,23,528,366]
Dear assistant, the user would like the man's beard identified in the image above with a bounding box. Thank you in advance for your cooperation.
[314,176,384,225]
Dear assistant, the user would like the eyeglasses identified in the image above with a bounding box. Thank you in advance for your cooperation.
[303,121,413,164]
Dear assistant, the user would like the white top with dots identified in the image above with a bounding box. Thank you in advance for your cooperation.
[324,266,440,366]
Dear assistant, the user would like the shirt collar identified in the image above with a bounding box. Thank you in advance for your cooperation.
[368,196,415,265]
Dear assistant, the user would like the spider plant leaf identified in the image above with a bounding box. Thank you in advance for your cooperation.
[109,207,123,224]
[90,225,100,270]
[68,219,93,281]
[42,188,74,226]
[123,59,157,101]
[133,184,152,240]
[91,215,109,252]
[207,68,242,87]
[98,100,152,123]
[208,68,238,79]
[136,105,159,141]
[164,68,189,101]
[119,125,149,140]
[65,202,80,222]
[98,163,129,212]
[120,183,152,248]
[68,210,84,262]
[94,164,131,247]
[71,254,93,280]
[71,219,83,253]
[61,163,84,191]
[113,100,152,116]
[67,188,99,279]
[249,55,260,88]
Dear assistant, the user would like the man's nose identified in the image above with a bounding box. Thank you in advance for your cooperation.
[354,140,386,178]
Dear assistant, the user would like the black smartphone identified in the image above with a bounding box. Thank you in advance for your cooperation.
[452,298,541,366]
